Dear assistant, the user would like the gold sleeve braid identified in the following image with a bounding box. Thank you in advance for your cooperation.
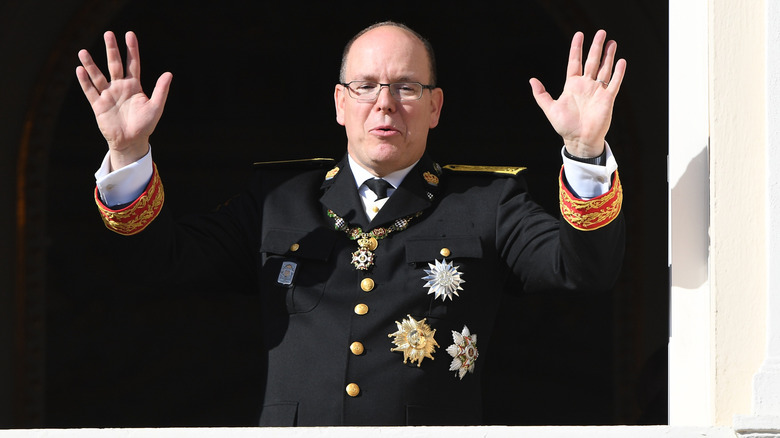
[94,163,165,236]
[559,167,622,231]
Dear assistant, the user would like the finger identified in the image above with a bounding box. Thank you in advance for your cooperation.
[77,48,109,91]
[529,78,554,114]
[125,31,141,80]
[597,40,617,83]
[149,72,173,115]
[607,58,627,94]
[583,30,607,79]
[75,65,100,105]
[566,32,585,78]
[104,31,124,81]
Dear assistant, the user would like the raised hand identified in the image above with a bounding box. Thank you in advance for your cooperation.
[529,30,626,158]
[76,31,172,170]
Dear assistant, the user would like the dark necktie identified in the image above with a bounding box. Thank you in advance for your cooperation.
[364,178,392,200]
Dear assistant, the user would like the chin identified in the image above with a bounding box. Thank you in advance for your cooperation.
[366,145,404,164]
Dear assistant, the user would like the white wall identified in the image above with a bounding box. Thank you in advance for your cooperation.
[708,0,767,425]
[669,0,772,429]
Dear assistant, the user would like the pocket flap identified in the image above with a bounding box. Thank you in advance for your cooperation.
[405,236,483,263]
[260,227,338,261]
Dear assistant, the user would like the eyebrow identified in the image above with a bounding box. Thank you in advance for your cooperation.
[350,75,419,83]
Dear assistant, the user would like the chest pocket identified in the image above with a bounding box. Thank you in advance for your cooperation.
[404,236,483,318]
[260,227,338,314]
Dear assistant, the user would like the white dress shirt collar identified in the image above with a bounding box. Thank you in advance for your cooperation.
[347,155,419,220]
[347,155,417,192]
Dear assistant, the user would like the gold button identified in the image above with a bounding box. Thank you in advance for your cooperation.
[440,248,451,257]
[360,278,375,292]
[350,341,364,355]
[372,206,379,213]
[290,243,300,252]
[346,383,360,397]
[354,303,369,315]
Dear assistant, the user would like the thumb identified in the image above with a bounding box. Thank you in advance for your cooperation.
[149,72,173,111]
[529,78,553,113]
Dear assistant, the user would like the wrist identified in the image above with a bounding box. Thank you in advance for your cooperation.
[108,142,150,171]
[563,136,607,158]
[563,147,607,165]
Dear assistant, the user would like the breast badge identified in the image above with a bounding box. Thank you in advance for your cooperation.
[276,260,298,287]
[388,315,439,367]
[446,325,479,380]
[422,258,465,301]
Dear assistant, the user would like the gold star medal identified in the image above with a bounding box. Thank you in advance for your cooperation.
[388,315,439,367]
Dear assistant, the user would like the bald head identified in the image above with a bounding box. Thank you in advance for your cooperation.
[339,21,437,86]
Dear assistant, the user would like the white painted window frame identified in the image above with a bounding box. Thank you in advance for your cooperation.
[668,0,712,426]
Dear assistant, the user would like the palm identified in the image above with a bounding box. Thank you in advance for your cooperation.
[545,75,615,146]
[92,78,157,147]
[530,30,626,158]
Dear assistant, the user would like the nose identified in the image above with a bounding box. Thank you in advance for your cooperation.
[374,85,396,112]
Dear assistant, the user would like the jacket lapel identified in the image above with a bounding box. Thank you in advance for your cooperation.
[319,156,370,230]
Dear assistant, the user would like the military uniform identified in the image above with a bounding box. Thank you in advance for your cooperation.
[94,153,624,426]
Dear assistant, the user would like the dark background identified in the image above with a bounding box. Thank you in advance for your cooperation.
[2,0,668,428]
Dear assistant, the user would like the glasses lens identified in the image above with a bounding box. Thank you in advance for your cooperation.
[391,83,422,101]
[348,81,378,101]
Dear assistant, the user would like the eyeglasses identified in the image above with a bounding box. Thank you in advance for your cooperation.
[341,81,436,102]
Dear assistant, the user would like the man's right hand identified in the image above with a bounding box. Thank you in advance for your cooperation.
[76,31,172,171]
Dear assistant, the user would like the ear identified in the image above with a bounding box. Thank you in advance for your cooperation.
[334,84,346,126]
[428,87,444,129]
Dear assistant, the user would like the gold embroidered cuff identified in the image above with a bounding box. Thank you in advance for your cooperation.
[94,163,165,236]
[559,167,622,231]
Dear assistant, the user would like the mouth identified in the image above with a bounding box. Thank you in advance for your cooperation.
[369,125,401,137]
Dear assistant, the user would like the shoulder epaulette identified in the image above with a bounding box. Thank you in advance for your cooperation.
[442,164,526,175]
[253,158,336,170]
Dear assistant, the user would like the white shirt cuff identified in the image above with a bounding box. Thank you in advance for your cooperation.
[561,143,618,199]
[95,148,154,207]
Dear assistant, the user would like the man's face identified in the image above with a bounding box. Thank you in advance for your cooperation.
[335,26,444,177]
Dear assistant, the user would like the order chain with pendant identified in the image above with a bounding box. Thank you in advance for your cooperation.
[327,209,423,270]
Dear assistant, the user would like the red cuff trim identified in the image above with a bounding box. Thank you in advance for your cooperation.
[94,163,165,236]
[559,167,622,231]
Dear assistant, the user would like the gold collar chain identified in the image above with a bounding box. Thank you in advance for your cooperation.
[327,209,422,270]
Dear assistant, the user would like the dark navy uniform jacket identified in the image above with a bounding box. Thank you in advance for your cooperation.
[103,153,625,426]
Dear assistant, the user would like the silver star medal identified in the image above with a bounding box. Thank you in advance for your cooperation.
[446,325,479,380]
[421,258,465,301]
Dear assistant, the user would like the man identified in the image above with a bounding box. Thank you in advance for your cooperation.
[76,21,625,426]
